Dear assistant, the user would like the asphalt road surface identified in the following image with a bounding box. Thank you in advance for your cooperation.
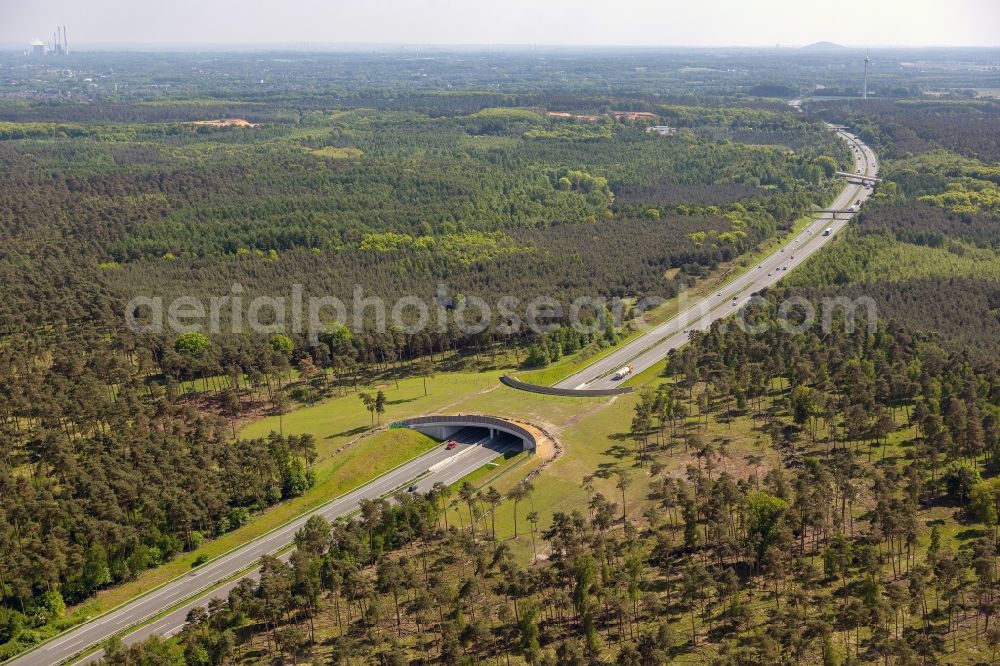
[555,124,878,391]
[10,428,513,666]
[8,114,876,666]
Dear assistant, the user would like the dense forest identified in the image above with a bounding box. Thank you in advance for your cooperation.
[811,98,1000,163]
[4,47,1000,664]
[0,101,845,333]
[96,291,1000,664]
[0,50,859,660]
[786,97,1000,318]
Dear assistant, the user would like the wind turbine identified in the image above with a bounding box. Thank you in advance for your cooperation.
[863,48,871,100]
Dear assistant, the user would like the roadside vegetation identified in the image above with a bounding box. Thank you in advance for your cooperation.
[0,92,847,660]
[5,49,1000,665]
[98,290,1000,665]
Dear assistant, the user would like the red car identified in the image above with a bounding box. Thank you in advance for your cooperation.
[445,440,458,450]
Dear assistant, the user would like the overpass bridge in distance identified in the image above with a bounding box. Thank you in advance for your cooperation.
[813,208,861,219]
[835,171,879,183]
[395,415,537,451]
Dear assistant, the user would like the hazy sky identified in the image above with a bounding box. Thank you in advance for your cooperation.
[2,0,999,48]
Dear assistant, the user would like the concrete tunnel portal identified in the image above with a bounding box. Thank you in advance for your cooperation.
[395,415,537,452]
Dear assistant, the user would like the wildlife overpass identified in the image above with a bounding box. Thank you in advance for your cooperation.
[500,374,633,397]
[399,415,537,451]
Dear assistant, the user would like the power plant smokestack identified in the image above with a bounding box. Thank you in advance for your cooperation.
[63,26,67,54]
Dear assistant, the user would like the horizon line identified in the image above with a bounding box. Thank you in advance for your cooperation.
[4,41,1000,52]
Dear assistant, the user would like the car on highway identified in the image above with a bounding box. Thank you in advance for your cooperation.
[407,485,418,493]
[445,440,457,450]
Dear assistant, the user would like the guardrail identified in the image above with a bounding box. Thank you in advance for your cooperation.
[499,375,633,397]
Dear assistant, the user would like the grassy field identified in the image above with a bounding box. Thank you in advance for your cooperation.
[83,325,995,663]
[311,146,363,159]
[257,360,996,664]
[70,371,500,618]
[448,449,531,492]
[63,194,863,634]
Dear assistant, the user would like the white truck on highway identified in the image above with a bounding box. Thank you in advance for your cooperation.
[611,366,634,381]
[823,227,833,236]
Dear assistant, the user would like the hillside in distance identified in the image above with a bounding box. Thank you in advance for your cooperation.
[801,41,846,50]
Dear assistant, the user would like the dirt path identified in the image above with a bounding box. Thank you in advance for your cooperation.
[516,396,619,484]
[430,383,499,414]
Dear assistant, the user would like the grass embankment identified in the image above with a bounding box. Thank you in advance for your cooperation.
[450,366,993,661]
[70,192,853,641]
[71,372,500,618]
[260,357,994,662]
[449,449,530,492]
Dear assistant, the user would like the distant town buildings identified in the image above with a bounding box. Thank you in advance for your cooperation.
[646,125,676,136]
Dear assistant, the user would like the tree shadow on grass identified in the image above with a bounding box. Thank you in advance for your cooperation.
[593,463,619,479]
[603,444,632,460]
[956,528,989,541]
[325,425,368,440]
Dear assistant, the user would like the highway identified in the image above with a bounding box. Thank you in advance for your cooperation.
[9,428,514,666]
[556,123,878,390]
[8,111,876,666]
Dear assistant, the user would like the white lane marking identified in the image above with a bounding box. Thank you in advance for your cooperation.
[162,625,184,638]
[44,636,74,651]
[577,136,875,384]
[37,439,518,663]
